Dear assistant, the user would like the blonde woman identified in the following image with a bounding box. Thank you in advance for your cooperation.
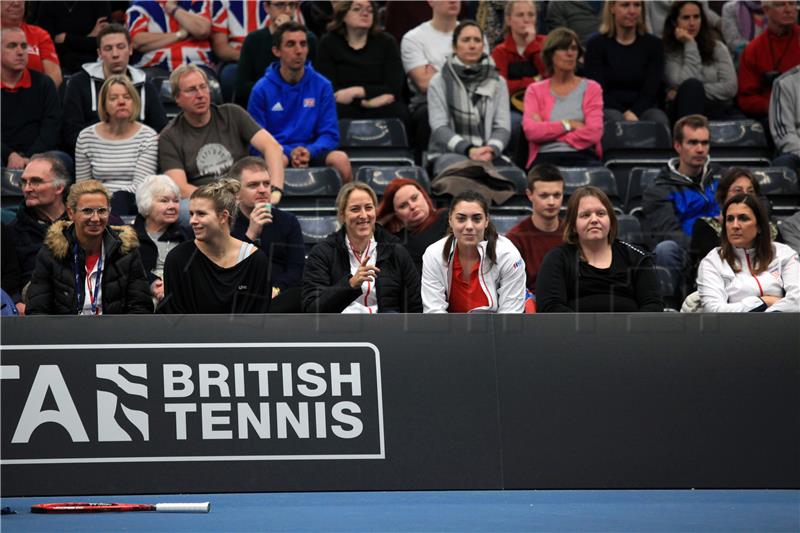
[75,74,158,215]
[161,180,271,314]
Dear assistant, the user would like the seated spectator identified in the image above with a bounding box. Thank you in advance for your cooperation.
[690,167,777,269]
[737,0,800,121]
[770,65,800,174]
[376,177,449,273]
[721,0,766,64]
[537,186,663,312]
[428,21,511,175]
[210,0,269,102]
[492,0,546,101]
[522,27,603,169]
[1,0,61,87]
[75,75,159,216]
[26,180,152,315]
[8,154,70,312]
[779,211,800,254]
[235,0,317,108]
[1,27,62,171]
[300,0,333,38]
[302,182,422,313]
[646,0,720,39]
[697,193,799,312]
[228,156,305,312]
[248,22,352,182]
[34,1,112,74]
[584,0,669,128]
[159,64,285,218]
[162,179,272,314]
[126,0,213,73]
[401,0,463,158]
[132,174,191,306]
[62,23,168,159]
[505,164,565,294]
[544,1,602,45]
[316,1,409,125]
[662,1,739,122]
[643,114,721,308]
[422,190,526,313]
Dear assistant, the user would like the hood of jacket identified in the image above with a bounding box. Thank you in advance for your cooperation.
[44,221,140,260]
[80,61,148,119]
[264,61,318,91]
[660,157,717,189]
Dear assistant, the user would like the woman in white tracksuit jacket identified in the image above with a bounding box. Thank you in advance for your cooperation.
[698,194,800,312]
[421,191,526,313]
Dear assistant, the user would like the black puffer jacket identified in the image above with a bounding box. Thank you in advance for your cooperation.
[9,202,70,287]
[26,221,152,315]
[302,225,422,313]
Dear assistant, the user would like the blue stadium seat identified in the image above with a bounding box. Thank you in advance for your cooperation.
[602,121,673,199]
[339,118,414,168]
[489,211,528,235]
[280,167,342,215]
[559,166,622,213]
[296,214,340,255]
[625,167,662,216]
[617,214,648,249]
[719,166,799,216]
[354,166,431,196]
[1,168,23,208]
[708,120,770,167]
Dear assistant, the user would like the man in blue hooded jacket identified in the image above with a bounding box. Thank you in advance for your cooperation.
[247,21,352,183]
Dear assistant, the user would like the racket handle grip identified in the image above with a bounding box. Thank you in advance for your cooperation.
[155,502,211,513]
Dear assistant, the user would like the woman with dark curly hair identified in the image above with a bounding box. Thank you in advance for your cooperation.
[662,0,739,121]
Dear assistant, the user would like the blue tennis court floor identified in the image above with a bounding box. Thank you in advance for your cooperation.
[2,489,799,532]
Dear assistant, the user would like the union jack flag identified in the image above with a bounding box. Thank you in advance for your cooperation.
[210,0,268,50]
[127,0,214,71]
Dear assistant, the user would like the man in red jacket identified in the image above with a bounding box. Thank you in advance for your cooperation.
[737,0,800,119]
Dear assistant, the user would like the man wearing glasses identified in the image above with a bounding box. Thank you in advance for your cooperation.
[7,154,70,314]
[159,64,285,219]
[234,0,317,108]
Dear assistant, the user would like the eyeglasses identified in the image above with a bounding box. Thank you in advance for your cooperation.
[76,207,110,218]
[350,5,373,14]
[20,176,55,189]
[181,83,209,96]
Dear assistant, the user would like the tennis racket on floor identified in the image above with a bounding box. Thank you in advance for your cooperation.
[31,502,210,513]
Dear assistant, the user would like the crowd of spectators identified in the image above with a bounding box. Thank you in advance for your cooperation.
[2,0,800,316]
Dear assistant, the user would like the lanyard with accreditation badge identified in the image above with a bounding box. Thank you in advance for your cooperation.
[73,243,103,315]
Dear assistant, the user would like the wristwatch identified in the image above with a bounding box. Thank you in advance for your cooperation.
[561,120,572,132]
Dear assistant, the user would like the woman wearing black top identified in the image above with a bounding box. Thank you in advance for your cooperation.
[536,186,663,312]
[302,182,421,314]
[315,0,409,125]
[161,179,271,314]
[584,0,670,128]
[376,178,449,274]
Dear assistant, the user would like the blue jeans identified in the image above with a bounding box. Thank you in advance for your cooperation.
[653,240,689,307]
[772,153,800,174]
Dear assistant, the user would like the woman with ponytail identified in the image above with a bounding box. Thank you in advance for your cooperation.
[161,179,271,314]
[421,191,526,313]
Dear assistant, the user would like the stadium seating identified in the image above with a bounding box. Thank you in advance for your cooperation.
[722,166,800,216]
[296,214,340,255]
[280,167,342,215]
[625,167,662,216]
[617,214,648,249]
[1,168,23,210]
[602,121,673,199]
[354,165,431,196]
[338,118,414,169]
[559,166,623,213]
[708,119,771,167]
[489,211,528,235]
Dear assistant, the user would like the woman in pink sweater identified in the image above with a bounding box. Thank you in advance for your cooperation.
[522,27,603,170]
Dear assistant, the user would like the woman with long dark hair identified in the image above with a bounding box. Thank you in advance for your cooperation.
[662,0,738,121]
[536,186,663,312]
[697,193,799,312]
[376,178,449,273]
[427,20,511,175]
[421,190,526,313]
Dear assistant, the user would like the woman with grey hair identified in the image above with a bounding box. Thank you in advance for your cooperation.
[132,175,191,303]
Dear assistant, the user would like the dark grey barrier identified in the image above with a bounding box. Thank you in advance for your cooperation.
[1,314,798,496]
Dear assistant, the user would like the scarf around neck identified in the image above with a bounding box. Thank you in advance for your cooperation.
[441,53,500,147]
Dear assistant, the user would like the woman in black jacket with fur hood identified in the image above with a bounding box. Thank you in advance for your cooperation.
[302,182,422,313]
[26,180,151,315]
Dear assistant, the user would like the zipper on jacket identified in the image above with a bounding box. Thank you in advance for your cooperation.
[744,251,764,297]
